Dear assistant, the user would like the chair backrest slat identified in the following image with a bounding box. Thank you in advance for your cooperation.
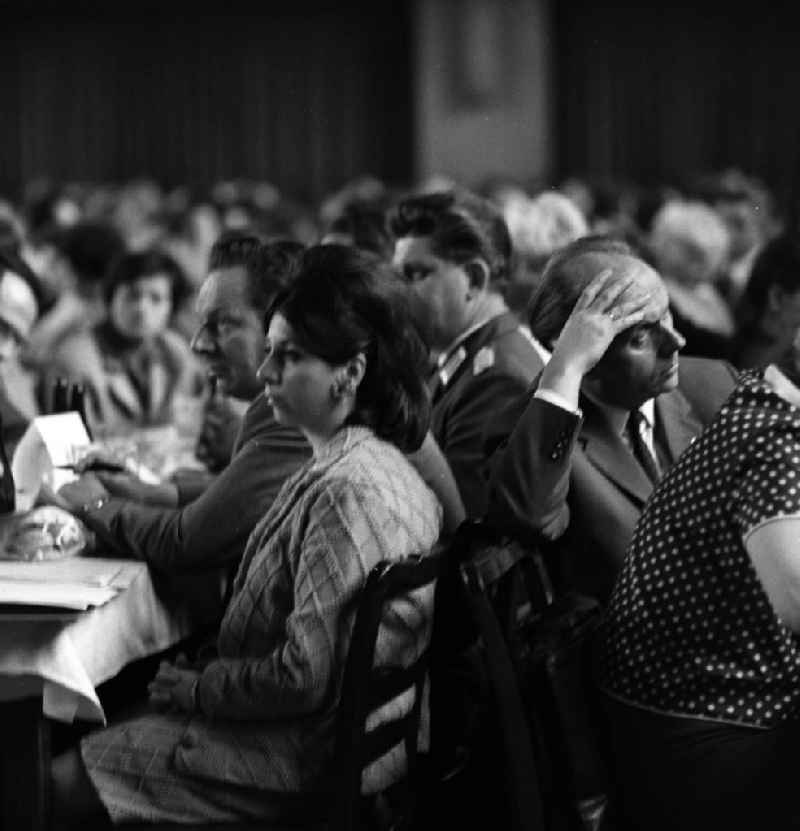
[330,551,442,831]
[368,655,428,709]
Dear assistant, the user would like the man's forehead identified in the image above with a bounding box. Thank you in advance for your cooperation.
[198,266,253,312]
[576,252,664,292]
[393,235,435,264]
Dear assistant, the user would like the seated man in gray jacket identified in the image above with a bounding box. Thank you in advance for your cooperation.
[57,233,310,575]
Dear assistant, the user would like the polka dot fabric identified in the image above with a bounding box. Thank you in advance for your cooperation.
[599,368,800,729]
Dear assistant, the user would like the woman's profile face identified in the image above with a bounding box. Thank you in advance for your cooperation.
[258,312,344,439]
[109,273,173,341]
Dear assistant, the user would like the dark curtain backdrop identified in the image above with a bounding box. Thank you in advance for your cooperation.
[0,1,413,203]
[553,1,800,224]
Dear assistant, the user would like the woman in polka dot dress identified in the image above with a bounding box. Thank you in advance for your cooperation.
[598,338,800,831]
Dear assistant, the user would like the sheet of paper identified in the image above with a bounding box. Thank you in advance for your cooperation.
[0,557,141,590]
[11,413,91,510]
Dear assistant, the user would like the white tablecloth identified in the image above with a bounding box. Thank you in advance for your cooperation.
[0,559,223,724]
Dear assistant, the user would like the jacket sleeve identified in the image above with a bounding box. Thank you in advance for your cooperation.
[486,393,583,541]
[195,482,394,720]
[83,420,309,573]
[441,370,535,518]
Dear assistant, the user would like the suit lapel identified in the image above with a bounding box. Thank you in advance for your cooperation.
[580,402,653,506]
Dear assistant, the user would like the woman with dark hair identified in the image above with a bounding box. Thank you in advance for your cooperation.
[732,231,800,369]
[46,247,203,436]
[50,244,442,827]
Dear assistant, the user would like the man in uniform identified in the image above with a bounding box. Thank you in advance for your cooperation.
[391,189,547,518]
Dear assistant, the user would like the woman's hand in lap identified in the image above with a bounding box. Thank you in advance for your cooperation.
[148,660,201,712]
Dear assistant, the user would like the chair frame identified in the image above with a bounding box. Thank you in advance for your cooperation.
[330,552,442,831]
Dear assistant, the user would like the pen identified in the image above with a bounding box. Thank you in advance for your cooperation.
[55,461,126,474]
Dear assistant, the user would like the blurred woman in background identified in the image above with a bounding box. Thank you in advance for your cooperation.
[46,248,203,436]
[732,232,800,370]
[647,198,734,359]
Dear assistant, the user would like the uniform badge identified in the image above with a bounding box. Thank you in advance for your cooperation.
[473,346,495,375]
[439,346,467,388]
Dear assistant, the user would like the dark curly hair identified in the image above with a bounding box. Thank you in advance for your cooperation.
[266,244,430,452]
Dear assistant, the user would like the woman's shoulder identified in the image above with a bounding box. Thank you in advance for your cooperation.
[309,429,440,522]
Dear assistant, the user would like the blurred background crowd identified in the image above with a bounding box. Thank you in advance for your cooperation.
[1,0,799,449]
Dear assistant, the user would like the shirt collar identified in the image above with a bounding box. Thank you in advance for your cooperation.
[583,389,655,437]
[436,319,493,369]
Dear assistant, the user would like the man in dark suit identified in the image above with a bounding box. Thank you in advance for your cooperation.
[486,236,738,601]
[391,189,547,517]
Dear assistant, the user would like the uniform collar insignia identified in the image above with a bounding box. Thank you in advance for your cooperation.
[439,346,467,388]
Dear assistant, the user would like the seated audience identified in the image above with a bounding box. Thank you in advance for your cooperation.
[598,336,800,831]
[647,198,734,359]
[390,188,547,517]
[56,234,310,572]
[50,243,443,827]
[0,247,44,452]
[485,236,737,601]
[733,232,800,370]
[46,248,203,436]
[55,234,463,577]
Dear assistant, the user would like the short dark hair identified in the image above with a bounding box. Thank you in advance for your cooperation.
[325,200,394,260]
[266,244,430,452]
[743,232,800,319]
[208,230,305,313]
[102,248,190,311]
[527,235,635,346]
[0,246,45,318]
[389,189,512,292]
[51,220,126,289]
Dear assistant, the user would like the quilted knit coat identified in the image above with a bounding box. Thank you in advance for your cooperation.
[167,425,442,794]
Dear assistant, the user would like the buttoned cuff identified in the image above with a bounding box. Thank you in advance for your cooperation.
[534,387,583,417]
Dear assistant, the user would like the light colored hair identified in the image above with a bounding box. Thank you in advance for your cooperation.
[649,199,730,279]
[505,190,589,267]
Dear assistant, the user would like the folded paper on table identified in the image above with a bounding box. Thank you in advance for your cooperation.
[0,557,139,589]
[0,557,141,610]
[0,580,117,610]
[11,413,92,511]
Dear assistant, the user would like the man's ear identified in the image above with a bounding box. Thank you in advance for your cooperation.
[464,259,490,295]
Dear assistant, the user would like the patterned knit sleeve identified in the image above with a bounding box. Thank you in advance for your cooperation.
[194,479,399,720]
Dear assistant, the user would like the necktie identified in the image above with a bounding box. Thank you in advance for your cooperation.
[626,410,661,485]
